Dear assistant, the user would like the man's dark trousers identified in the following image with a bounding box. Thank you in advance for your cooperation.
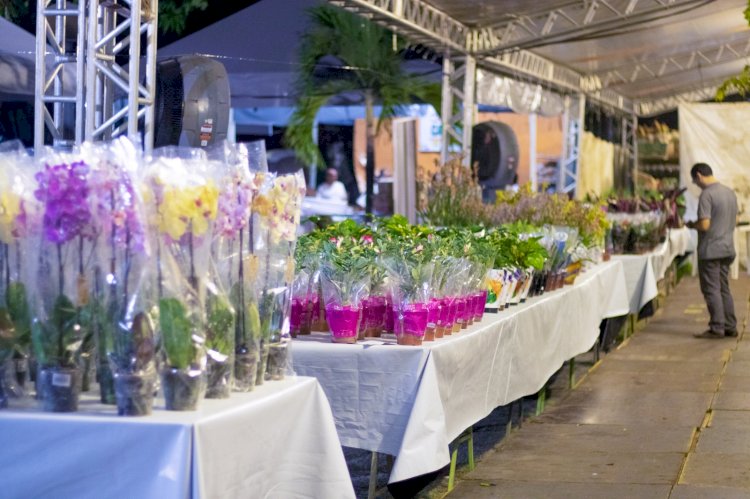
[698,256,737,333]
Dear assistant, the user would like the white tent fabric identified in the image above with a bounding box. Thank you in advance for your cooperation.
[158,0,322,108]
[476,70,564,116]
[0,17,77,102]
[576,131,614,199]
[679,103,750,220]
[0,17,37,100]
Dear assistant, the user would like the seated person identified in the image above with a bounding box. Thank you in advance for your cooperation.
[316,168,348,204]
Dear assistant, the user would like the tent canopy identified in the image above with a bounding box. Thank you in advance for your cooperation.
[329,0,750,115]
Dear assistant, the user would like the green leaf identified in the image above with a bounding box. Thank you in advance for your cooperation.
[247,300,262,341]
[206,293,235,355]
[53,294,80,366]
[159,298,195,370]
[0,307,15,362]
[131,312,155,371]
[6,282,30,349]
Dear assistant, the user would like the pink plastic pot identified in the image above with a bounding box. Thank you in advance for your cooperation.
[362,295,387,337]
[394,303,428,346]
[326,304,361,343]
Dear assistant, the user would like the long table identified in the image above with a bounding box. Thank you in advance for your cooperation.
[292,260,629,483]
[612,227,693,314]
[0,377,355,499]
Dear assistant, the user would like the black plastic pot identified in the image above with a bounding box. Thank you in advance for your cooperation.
[205,357,232,399]
[234,348,259,392]
[115,372,156,416]
[98,362,116,405]
[38,366,81,412]
[255,341,270,386]
[266,343,287,381]
[161,368,205,411]
[0,364,8,409]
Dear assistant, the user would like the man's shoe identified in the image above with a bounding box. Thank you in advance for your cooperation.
[693,330,724,339]
[725,329,739,337]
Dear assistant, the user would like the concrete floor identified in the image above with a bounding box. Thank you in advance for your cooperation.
[448,275,750,499]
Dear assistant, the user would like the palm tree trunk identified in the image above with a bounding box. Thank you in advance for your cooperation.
[364,90,375,214]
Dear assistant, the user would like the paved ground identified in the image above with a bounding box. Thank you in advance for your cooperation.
[447,274,750,499]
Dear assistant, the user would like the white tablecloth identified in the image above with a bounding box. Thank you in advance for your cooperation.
[293,260,629,483]
[0,377,354,499]
[612,227,693,314]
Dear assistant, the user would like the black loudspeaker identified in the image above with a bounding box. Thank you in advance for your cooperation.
[154,55,230,148]
[470,121,520,190]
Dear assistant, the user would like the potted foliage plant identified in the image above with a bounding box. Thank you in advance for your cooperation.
[319,234,369,344]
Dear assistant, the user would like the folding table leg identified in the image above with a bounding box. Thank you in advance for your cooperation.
[368,452,378,499]
[505,400,514,434]
[568,358,576,389]
[447,427,474,492]
[535,386,546,416]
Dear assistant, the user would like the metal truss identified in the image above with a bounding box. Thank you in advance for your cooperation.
[85,0,158,151]
[35,0,157,152]
[328,0,471,52]
[634,80,726,116]
[595,35,750,89]
[440,53,476,166]
[473,0,705,55]
[327,0,636,114]
[559,94,585,196]
[621,113,638,191]
[35,0,86,151]
[326,0,738,119]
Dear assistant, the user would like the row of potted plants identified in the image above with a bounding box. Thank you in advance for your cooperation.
[291,217,594,346]
[0,138,304,415]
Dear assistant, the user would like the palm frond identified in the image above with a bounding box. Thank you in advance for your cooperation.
[287,4,436,171]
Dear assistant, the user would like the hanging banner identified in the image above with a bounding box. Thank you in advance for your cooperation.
[679,103,750,220]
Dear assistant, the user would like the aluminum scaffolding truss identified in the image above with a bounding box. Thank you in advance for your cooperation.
[473,0,705,55]
[85,0,157,151]
[440,53,476,165]
[327,0,635,114]
[621,113,638,190]
[35,0,87,151]
[559,94,585,195]
[635,79,727,116]
[35,0,157,152]
[328,0,471,52]
[595,35,750,89]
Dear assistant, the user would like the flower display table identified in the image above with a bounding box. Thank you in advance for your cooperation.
[612,227,693,314]
[292,260,629,483]
[0,377,354,499]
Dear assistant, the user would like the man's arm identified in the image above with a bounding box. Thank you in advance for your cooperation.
[687,218,710,231]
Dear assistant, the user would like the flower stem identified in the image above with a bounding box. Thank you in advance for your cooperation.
[122,227,131,305]
[79,235,84,275]
[238,227,246,345]
[57,243,64,296]
[188,224,197,291]
[14,241,20,281]
[3,243,9,292]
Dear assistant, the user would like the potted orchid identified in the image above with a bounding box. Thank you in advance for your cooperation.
[145,149,219,411]
[83,139,157,415]
[0,144,34,407]
[29,154,97,412]
[251,171,305,380]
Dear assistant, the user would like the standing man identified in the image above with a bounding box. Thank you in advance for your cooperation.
[687,163,738,339]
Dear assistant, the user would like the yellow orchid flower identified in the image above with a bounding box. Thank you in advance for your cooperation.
[158,182,219,240]
[0,191,21,244]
